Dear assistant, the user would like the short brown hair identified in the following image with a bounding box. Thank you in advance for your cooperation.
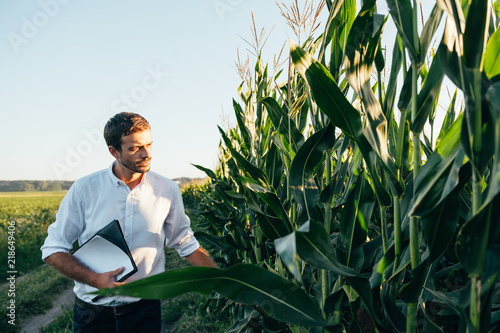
[104,112,150,151]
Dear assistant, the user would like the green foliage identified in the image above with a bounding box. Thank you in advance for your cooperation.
[161,292,231,333]
[0,192,65,279]
[106,1,500,332]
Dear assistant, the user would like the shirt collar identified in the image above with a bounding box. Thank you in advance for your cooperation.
[107,162,122,187]
[107,161,149,187]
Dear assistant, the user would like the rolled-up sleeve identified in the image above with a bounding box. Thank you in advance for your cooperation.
[41,183,85,260]
[164,186,200,257]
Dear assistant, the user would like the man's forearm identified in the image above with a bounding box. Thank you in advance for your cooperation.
[45,252,99,286]
[44,252,124,289]
[184,247,218,267]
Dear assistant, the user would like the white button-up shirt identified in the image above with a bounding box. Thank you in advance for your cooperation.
[41,163,200,305]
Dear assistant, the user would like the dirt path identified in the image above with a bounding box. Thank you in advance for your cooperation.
[19,287,74,333]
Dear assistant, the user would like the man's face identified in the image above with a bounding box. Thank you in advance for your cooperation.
[115,130,153,174]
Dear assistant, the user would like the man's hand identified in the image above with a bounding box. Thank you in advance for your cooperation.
[92,266,126,289]
[184,247,218,268]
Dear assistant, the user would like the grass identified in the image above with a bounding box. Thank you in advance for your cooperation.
[161,293,231,333]
[0,264,72,333]
[38,307,73,333]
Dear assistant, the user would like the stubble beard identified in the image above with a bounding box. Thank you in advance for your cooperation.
[119,157,151,174]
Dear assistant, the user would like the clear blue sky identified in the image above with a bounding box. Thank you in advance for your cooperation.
[1,0,447,181]
[1,0,311,181]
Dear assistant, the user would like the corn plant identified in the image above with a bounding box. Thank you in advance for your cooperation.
[98,1,500,332]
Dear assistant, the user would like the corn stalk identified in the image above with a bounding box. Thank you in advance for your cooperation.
[98,1,500,332]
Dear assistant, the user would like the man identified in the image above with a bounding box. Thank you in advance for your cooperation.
[41,112,216,332]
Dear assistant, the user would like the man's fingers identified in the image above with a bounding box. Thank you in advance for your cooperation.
[110,266,125,281]
[113,266,125,276]
[112,267,126,286]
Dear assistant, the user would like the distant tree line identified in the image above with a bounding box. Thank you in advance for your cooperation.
[173,177,206,188]
[0,178,203,192]
[0,180,74,192]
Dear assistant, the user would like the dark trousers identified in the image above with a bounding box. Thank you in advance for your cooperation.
[73,297,161,333]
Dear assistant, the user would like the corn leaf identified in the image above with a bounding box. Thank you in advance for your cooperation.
[463,0,490,70]
[420,189,461,263]
[233,99,254,154]
[345,276,386,330]
[411,51,445,134]
[240,176,293,234]
[437,1,465,89]
[398,66,414,111]
[218,126,269,186]
[255,212,291,240]
[380,283,406,332]
[192,163,217,180]
[436,89,458,145]
[422,309,447,333]
[318,0,347,63]
[296,90,309,133]
[424,288,464,318]
[261,97,305,153]
[290,41,400,205]
[274,232,302,282]
[411,114,467,217]
[194,231,242,261]
[400,259,430,303]
[485,82,500,202]
[225,308,262,333]
[337,172,374,270]
[383,35,403,119]
[483,23,500,78]
[290,41,359,141]
[95,264,329,327]
[386,0,418,63]
[419,4,445,64]
[460,87,496,172]
[345,3,389,162]
[275,220,362,278]
[290,123,335,221]
[264,143,283,191]
[456,191,500,277]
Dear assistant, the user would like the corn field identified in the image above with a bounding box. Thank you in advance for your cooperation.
[0,193,64,280]
[101,0,500,332]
